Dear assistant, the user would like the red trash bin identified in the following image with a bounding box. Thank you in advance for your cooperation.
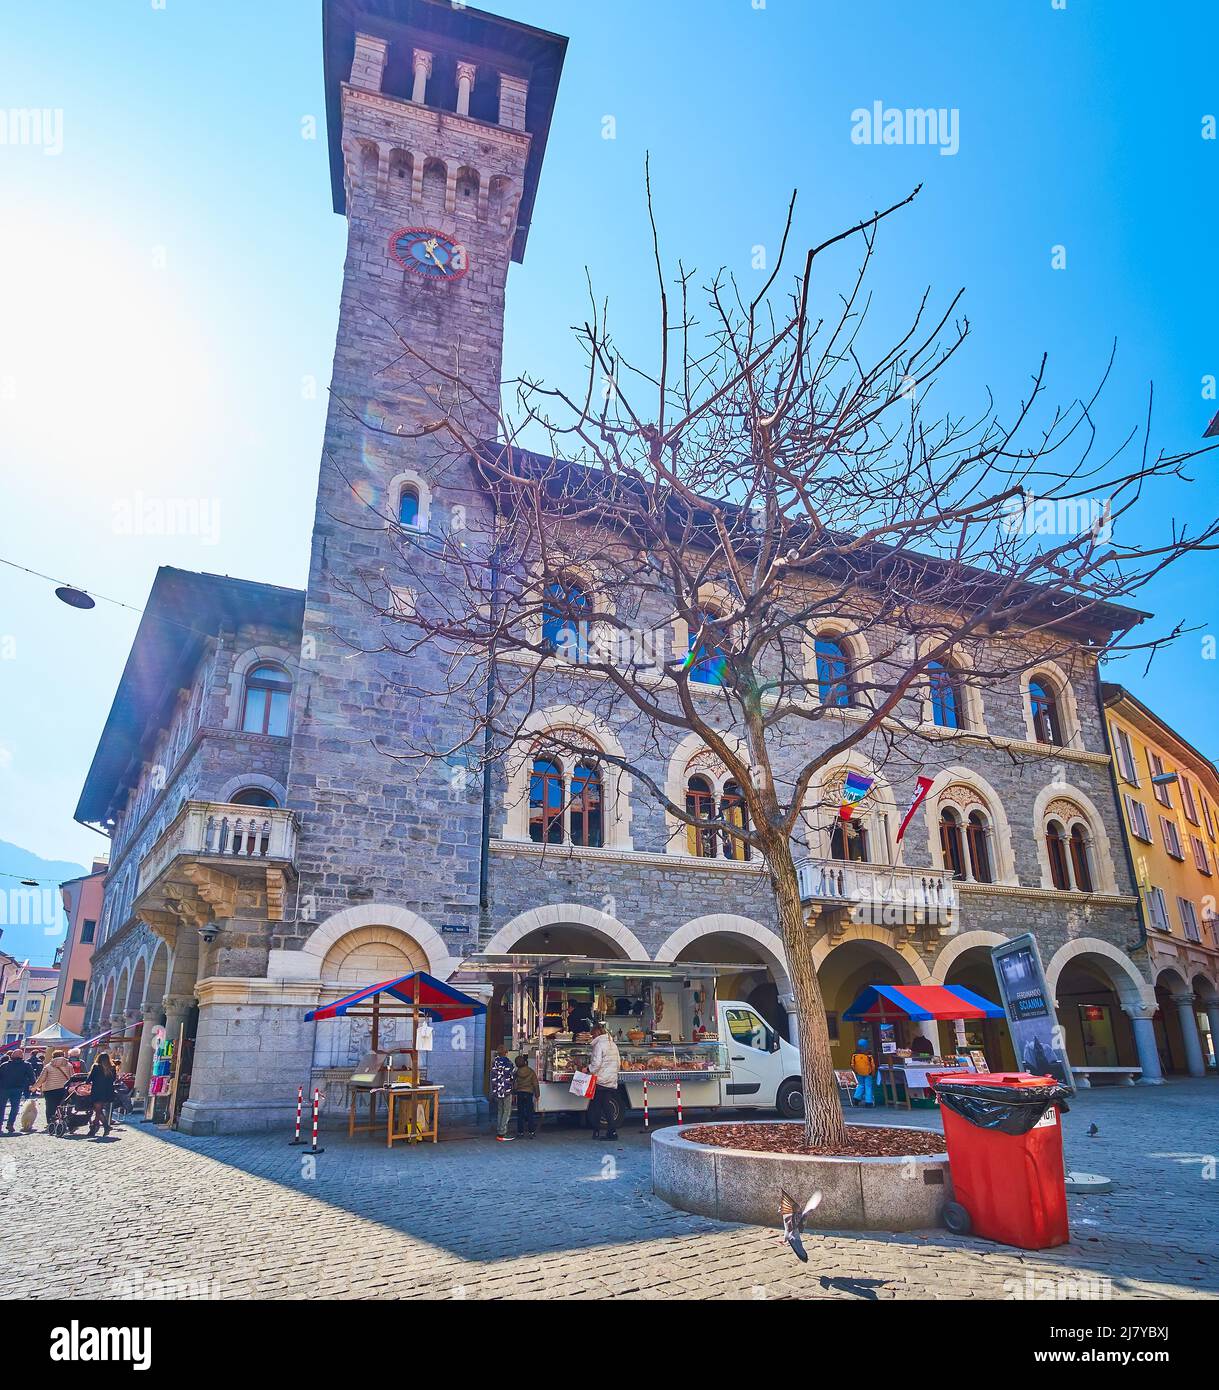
[932,1072,1070,1250]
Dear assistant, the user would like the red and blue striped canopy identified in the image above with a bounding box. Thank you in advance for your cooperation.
[304,971,486,1023]
[843,984,1003,1022]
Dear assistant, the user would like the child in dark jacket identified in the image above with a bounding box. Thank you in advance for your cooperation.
[513,1054,540,1138]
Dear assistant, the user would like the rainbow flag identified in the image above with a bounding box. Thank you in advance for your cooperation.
[839,771,875,820]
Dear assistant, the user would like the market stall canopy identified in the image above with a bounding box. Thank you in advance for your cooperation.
[843,984,1004,1023]
[29,1022,88,1047]
[304,971,487,1023]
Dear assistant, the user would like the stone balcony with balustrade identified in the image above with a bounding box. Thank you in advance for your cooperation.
[796,856,958,953]
[135,800,298,934]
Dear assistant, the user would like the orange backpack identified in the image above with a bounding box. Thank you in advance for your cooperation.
[851,1051,875,1077]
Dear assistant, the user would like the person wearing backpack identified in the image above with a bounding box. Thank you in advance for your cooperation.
[851,1037,878,1107]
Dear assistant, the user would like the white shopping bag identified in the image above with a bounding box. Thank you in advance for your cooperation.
[416,1021,434,1052]
[569,1070,597,1099]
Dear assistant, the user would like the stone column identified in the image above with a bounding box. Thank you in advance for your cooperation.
[778,992,799,1049]
[498,73,528,131]
[1204,1001,1219,1070]
[161,994,194,1052]
[410,49,432,105]
[132,1003,162,1100]
[108,1013,128,1058]
[123,1011,143,1073]
[350,32,389,93]
[1122,1004,1164,1084]
[1173,993,1207,1077]
[455,61,477,117]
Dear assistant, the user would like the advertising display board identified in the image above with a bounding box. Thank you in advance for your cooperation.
[990,933,1074,1089]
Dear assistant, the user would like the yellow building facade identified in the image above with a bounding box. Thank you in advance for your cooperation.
[1103,683,1219,1075]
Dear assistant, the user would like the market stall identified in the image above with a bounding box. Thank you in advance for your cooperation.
[304,971,486,1147]
[843,984,1004,1109]
[455,955,741,1126]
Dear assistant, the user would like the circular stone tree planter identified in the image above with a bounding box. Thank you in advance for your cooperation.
[652,1121,952,1231]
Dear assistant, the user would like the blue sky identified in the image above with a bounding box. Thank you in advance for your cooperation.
[0,0,1215,879]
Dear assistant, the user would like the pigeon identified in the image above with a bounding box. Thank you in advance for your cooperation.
[779,1189,822,1263]
[1087,1123,1099,1137]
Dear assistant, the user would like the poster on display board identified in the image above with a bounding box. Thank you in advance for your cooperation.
[990,932,1074,1089]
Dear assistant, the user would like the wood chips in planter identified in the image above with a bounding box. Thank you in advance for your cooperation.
[681,1123,946,1158]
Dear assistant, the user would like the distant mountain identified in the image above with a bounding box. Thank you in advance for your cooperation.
[0,841,90,967]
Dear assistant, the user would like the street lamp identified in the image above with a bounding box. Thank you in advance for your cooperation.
[54,585,95,610]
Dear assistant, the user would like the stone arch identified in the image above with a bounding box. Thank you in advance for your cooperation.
[146,941,169,1010]
[114,967,130,1020]
[932,929,1009,982]
[298,904,453,980]
[321,923,429,984]
[663,730,752,857]
[100,974,116,1022]
[454,163,480,215]
[1192,969,1219,1003]
[924,765,1019,886]
[655,914,788,982]
[502,705,633,849]
[126,958,146,1012]
[385,468,432,534]
[1031,782,1118,894]
[216,772,287,807]
[802,751,901,866]
[1020,659,1083,750]
[811,927,933,984]
[488,174,519,233]
[421,156,447,211]
[1045,936,1153,1008]
[485,903,649,962]
[387,147,413,193]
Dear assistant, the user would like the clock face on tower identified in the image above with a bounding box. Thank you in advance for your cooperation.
[389,227,471,281]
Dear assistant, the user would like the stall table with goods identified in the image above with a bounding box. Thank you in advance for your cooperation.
[303,970,486,1147]
[455,954,748,1125]
[843,984,1005,1109]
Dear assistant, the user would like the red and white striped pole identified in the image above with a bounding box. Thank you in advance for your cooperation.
[288,1085,304,1145]
[642,1078,649,1129]
[306,1087,325,1155]
[676,1079,682,1126]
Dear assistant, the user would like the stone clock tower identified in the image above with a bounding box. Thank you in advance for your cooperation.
[283,0,566,1071]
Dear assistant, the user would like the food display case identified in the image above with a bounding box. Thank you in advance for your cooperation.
[544,1040,730,1083]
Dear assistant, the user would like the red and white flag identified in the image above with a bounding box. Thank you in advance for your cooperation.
[895,775,935,842]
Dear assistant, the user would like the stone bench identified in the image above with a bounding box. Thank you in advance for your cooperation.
[1073,1066,1141,1087]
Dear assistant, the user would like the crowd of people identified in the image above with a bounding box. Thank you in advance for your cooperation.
[0,1046,130,1138]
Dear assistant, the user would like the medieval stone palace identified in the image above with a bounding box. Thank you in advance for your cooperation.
[77,0,1176,1134]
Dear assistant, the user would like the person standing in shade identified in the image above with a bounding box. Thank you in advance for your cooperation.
[490,1044,515,1143]
[586,1023,621,1140]
[513,1053,540,1138]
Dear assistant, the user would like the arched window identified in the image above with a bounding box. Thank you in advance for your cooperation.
[966,810,993,883]
[541,577,590,661]
[940,808,966,878]
[1029,678,1063,746]
[397,485,421,529]
[815,637,851,707]
[242,664,292,737]
[720,780,751,862]
[928,661,962,729]
[1069,823,1094,893]
[528,758,564,844]
[831,816,870,862]
[230,787,279,809]
[1046,819,1071,890]
[688,610,726,685]
[569,762,603,848]
[685,774,717,857]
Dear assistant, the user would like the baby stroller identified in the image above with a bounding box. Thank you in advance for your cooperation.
[49,1079,93,1138]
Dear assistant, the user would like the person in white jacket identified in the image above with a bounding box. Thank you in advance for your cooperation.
[587,1024,621,1139]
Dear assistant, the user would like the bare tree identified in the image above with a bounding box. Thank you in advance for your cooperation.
[329,182,1218,1146]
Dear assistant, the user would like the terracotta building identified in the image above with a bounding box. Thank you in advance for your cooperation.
[51,858,108,1037]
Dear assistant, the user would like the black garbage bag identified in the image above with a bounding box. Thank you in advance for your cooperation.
[934,1081,1074,1135]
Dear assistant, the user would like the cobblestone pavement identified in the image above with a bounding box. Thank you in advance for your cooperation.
[1,1080,1215,1300]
